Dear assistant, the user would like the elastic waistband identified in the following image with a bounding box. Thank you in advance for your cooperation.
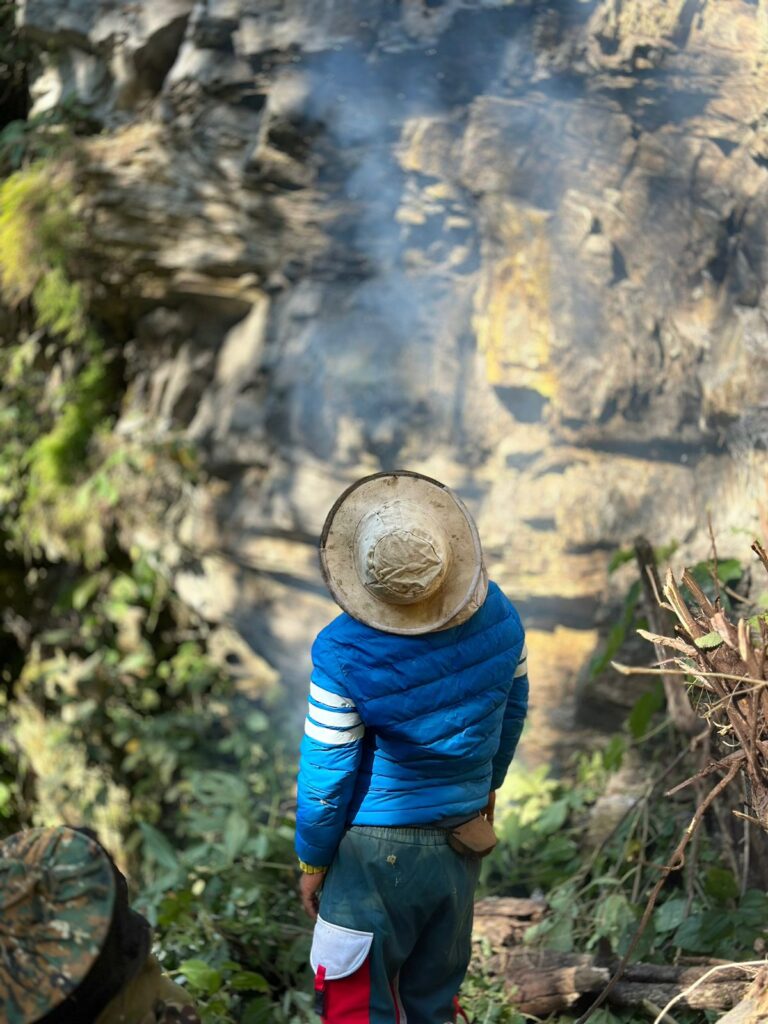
[347,825,449,846]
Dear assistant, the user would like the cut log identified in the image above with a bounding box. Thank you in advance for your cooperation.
[472,897,547,948]
[473,948,755,1018]
[714,968,768,1024]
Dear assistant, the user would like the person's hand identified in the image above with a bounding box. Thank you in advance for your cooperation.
[482,789,496,825]
[299,871,326,920]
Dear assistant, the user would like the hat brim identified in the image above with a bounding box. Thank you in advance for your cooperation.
[320,471,483,635]
[0,827,116,1023]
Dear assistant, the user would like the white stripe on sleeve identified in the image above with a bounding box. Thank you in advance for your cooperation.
[309,681,357,709]
[515,643,528,677]
[307,703,361,728]
[304,718,364,745]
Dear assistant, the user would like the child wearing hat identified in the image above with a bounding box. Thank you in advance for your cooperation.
[295,471,529,1024]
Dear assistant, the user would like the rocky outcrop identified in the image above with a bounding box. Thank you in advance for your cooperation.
[14,0,768,757]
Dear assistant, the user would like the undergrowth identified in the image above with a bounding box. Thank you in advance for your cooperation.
[469,549,768,1023]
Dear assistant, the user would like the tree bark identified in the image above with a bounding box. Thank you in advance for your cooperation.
[714,968,768,1023]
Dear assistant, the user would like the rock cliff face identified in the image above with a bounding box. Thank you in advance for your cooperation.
[15,0,768,757]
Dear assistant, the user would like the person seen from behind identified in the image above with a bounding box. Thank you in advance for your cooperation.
[295,471,529,1024]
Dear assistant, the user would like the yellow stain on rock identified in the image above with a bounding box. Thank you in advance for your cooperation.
[473,202,556,401]
[519,626,599,765]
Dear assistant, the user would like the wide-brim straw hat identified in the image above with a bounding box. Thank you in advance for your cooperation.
[320,470,486,635]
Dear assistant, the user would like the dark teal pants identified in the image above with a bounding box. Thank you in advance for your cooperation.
[316,826,480,1024]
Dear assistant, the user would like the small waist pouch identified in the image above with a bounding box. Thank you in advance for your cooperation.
[448,815,497,859]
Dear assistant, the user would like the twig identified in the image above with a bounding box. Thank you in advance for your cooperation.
[740,775,751,899]
[680,569,718,617]
[632,798,650,904]
[664,569,705,639]
[664,751,744,796]
[612,663,765,689]
[733,809,764,828]
[646,565,675,613]
[708,512,722,605]
[636,629,698,657]
[752,540,768,576]
[684,742,709,917]
[651,959,766,1024]
[711,781,741,882]
[574,760,742,1024]
[723,584,751,605]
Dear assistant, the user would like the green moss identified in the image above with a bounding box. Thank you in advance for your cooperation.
[33,267,90,345]
[0,160,118,562]
[0,162,85,333]
[25,359,110,489]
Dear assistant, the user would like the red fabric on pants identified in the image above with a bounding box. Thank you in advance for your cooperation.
[321,959,371,1023]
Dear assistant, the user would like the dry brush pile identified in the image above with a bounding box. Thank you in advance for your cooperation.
[632,538,768,833]
[574,538,768,1024]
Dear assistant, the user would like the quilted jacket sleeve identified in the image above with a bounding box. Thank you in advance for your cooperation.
[295,634,364,867]
[490,638,529,791]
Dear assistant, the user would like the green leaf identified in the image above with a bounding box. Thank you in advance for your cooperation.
[608,547,634,574]
[602,735,625,772]
[590,892,636,949]
[139,821,180,872]
[246,710,269,733]
[177,959,222,995]
[534,798,569,835]
[0,781,13,813]
[628,681,665,739]
[704,867,739,904]
[224,810,249,863]
[545,916,575,952]
[591,1010,629,1024]
[241,999,277,1024]
[187,769,249,807]
[108,573,141,603]
[673,911,732,953]
[654,897,687,933]
[735,890,768,927]
[117,650,154,674]
[695,631,724,649]
[230,971,270,992]
[71,572,104,610]
[716,558,742,584]
[654,540,679,563]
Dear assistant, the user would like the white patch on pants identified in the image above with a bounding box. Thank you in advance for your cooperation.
[310,916,373,980]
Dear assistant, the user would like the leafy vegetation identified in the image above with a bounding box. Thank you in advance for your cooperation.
[0,112,315,1023]
[470,545,768,1022]
[484,741,768,965]
[2,544,315,1021]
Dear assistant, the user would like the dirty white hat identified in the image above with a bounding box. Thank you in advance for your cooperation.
[320,471,487,635]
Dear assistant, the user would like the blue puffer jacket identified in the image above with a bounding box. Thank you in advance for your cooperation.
[295,581,528,867]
